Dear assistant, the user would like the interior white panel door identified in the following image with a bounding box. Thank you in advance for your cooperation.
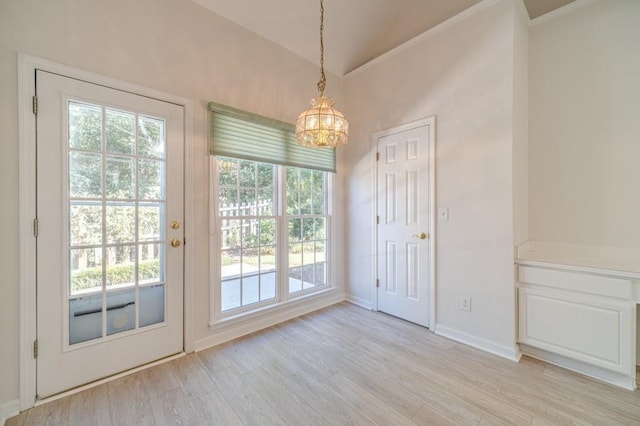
[36,70,184,398]
[377,126,430,327]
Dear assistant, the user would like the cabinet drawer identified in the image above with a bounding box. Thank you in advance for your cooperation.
[518,265,632,299]
[518,287,634,373]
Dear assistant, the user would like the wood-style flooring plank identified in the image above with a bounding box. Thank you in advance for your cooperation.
[68,383,112,426]
[170,353,216,400]
[6,302,640,426]
[148,387,197,426]
[214,336,264,374]
[324,373,418,426]
[243,365,330,425]
[194,343,232,376]
[138,360,180,399]
[4,410,28,426]
[24,397,70,426]
[208,365,287,426]
[189,388,244,426]
[107,373,155,426]
[283,370,373,425]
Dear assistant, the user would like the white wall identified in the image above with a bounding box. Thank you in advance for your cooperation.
[343,0,520,356]
[513,1,529,246]
[528,0,640,248]
[0,0,344,407]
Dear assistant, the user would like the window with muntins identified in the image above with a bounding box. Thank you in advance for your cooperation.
[286,167,328,293]
[214,157,331,317]
[208,102,335,320]
[218,157,277,312]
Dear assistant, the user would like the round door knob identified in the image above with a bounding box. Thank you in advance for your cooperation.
[171,238,182,248]
[412,232,427,240]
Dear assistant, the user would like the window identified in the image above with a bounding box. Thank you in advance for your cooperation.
[286,167,328,293]
[213,157,331,317]
[218,158,277,312]
[208,101,335,321]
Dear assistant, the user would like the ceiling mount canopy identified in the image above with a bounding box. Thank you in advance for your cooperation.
[296,0,349,148]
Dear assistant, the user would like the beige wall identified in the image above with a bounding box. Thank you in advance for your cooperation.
[528,0,640,248]
[0,0,344,406]
[513,0,529,246]
[343,0,522,354]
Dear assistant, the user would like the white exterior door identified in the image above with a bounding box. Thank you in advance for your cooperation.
[376,124,432,327]
[35,70,184,398]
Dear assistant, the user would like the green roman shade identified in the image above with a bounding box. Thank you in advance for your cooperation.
[208,102,336,173]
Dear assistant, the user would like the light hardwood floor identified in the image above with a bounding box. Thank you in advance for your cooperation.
[7,302,640,425]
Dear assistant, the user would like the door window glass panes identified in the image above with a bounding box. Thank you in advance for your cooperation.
[138,116,165,158]
[67,99,168,344]
[106,289,136,336]
[138,159,164,200]
[70,202,102,246]
[106,109,136,155]
[139,284,165,327]
[105,203,135,244]
[69,294,103,344]
[68,102,101,151]
[138,243,162,284]
[106,156,136,199]
[69,151,102,198]
[138,204,162,242]
[70,248,103,295]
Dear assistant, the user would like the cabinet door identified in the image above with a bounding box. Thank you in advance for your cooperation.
[518,286,634,374]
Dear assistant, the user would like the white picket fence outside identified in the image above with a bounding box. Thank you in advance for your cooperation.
[219,200,272,249]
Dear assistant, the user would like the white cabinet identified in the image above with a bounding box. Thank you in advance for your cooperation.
[517,261,638,390]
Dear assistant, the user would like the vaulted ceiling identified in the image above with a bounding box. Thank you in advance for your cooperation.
[192,0,574,75]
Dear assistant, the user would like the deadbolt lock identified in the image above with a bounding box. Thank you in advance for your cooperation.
[170,220,180,230]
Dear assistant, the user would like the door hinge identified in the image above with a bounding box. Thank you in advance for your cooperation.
[33,218,38,237]
[376,215,380,224]
[32,96,38,115]
[376,279,380,288]
[33,339,38,359]
[376,152,380,161]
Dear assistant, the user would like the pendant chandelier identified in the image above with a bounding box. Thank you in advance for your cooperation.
[296,0,349,148]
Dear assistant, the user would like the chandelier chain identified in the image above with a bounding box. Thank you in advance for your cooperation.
[317,0,326,95]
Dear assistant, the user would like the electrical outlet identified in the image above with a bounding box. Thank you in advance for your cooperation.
[459,296,472,311]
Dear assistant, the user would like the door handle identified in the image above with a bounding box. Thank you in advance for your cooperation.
[412,232,427,240]
[171,238,182,247]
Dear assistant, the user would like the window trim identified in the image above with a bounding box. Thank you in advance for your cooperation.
[208,156,335,326]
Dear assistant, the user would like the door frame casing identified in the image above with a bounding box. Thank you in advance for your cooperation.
[17,54,194,410]
[372,117,437,329]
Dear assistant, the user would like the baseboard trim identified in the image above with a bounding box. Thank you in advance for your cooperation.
[1,399,20,425]
[194,291,345,352]
[521,344,637,391]
[345,294,374,310]
[435,325,521,361]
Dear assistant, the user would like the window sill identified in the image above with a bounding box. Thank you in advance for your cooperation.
[208,287,340,331]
